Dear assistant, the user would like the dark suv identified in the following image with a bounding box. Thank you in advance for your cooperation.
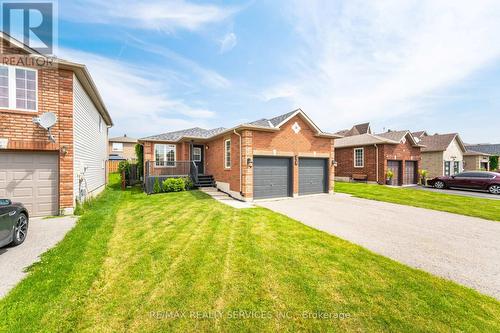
[428,171,500,194]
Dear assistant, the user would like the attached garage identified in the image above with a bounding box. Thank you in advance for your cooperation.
[404,161,418,185]
[387,160,401,186]
[299,158,328,195]
[0,152,59,217]
[253,157,292,200]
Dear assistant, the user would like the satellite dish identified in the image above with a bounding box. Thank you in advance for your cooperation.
[33,112,58,142]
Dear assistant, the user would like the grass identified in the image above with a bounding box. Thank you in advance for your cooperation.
[0,175,499,332]
[336,182,500,222]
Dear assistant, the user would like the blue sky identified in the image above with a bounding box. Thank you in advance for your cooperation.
[55,0,500,143]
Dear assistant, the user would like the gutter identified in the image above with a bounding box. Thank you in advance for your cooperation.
[234,129,242,193]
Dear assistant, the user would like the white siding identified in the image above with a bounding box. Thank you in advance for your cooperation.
[73,75,108,203]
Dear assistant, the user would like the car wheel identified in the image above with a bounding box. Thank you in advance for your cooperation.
[488,184,500,195]
[434,180,445,189]
[11,213,28,246]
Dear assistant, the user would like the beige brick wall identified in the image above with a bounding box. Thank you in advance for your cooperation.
[109,142,137,160]
[421,151,444,178]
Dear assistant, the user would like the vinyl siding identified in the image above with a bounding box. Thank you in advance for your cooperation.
[73,75,108,203]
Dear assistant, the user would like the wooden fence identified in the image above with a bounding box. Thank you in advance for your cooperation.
[108,160,122,173]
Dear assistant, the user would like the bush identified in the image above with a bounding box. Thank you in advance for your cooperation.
[490,155,499,171]
[162,178,186,192]
[118,160,130,184]
[183,177,194,190]
[385,170,394,180]
[135,144,144,178]
[153,178,162,194]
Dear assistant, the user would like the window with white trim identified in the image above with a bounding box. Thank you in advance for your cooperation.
[224,139,231,168]
[354,148,364,168]
[0,65,37,111]
[112,142,123,152]
[155,144,176,167]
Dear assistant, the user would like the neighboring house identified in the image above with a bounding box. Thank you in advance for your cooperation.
[416,133,467,178]
[334,129,423,185]
[139,109,340,200]
[463,150,490,171]
[109,134,138,161]
[335,122,371,137]
[0,33,112,216]
[465,143,500,156]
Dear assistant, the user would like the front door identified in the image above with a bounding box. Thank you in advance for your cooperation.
[192,145,204,175]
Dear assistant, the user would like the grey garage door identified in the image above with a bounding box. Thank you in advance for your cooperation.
[387,160,401,186]
[404,161,418,185]
[299,158,328,195]
[253,157,292,199]
[0,152,59,217]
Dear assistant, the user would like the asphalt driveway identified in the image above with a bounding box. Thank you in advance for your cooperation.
[259,194,500,300]
[0,216,76,298]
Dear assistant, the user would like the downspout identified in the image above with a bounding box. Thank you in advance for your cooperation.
[374,144,379,184]
[234,129,242,193]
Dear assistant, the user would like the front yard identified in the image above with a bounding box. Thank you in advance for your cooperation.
[336,182,500,222]
[0,176,499,332]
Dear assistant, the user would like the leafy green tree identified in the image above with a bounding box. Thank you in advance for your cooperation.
[490,155,499,171]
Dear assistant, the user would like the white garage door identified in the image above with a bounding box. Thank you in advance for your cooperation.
[0,152,59,216]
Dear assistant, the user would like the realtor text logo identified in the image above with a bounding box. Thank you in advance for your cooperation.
[2,1,54,54]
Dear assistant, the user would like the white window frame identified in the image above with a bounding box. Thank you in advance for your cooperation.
[224,139,231,169]
[155,144,176,168]
[112,142,124,152]
[193,147,202,162]
[0,65,38,112]
[354,148,364,168]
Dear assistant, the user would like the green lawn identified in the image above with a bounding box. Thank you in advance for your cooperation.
[336,182,500,222]
[0,176,499,332]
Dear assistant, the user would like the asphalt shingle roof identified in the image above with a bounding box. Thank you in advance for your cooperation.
[465,144,500,155]
[377,130,409,142]
[141,127,227,141]
[419,133,458,152]
[335,122,371,137]
[334,133,399,148]
[109,135,138,143]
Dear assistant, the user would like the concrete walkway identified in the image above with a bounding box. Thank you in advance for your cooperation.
[200,187,255,209]
[259,194,500,300]
[0,216,77,298]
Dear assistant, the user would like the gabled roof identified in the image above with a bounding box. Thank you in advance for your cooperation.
[376,130,422,147]
[334,133,399,148]
[465,144,500,155]
[335,130,423,149]
[140,109,341,142]
[335,122,371,137]
[419,133,466,153]
[412,131,428,139]
[109,135,138,143]
[0,32,113,126]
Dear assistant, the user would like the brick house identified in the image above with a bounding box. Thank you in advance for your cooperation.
[139,109,340,200]
[0,34,112,216]
[335,129,423,185]
[415,132,467,178]
[109,134,138,161]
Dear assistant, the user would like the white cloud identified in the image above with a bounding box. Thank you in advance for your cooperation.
[59,48,215,137]
[219,32,237,53]
[62,0,236,32]
[266,0,500,131]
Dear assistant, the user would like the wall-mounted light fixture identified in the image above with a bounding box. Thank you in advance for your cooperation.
[247,158,253,168]
[60,145,68,156]
[294,155,298,166]
[332,160,338,167]
[206,145,209,150]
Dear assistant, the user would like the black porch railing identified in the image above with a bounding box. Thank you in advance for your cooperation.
[145,160,197,194]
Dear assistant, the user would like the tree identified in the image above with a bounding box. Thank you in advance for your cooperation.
[490,155,499,171]
[135,144,144,178]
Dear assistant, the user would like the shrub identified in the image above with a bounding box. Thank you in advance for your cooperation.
[135,144,144,178]
[183,177,194,190]
[490,155,499,171]
[118,160,130,184]
[153,178,162,194]
[162,178,186,192]
[385,170,394,179]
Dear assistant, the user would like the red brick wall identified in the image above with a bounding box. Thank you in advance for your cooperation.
[251,115,335,197]
[0,42,74,210]
[205,132,241,193]
[335,139,421,185]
